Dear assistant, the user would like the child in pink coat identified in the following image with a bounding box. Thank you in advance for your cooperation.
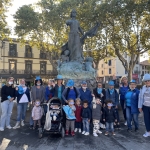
[32,99,43,129]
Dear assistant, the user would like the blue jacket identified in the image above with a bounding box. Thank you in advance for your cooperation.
[45,86,54,101]
[63,105,76,120]
[106,89,119,106]
[119,85,129,101]
[16,87,30,103]
[125,88,140,114]
[79,88,93,104]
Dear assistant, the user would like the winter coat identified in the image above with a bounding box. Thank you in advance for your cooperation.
[53,84,65,100]
[106,89,119,106]
[63,105,76,120]
[92,98,102,120]
[32,106,43,120]
[45,86,54,101]
[103,107,117,123]
[79,88,93,104]
[62,87,80,101]
[93,88,106,105]
[1,85,16,102]
[119,85,129,101]
[75,105,82,122]
[16,87,30,103]
[31,86,45,102]
[125,88,140,114]
[82,107,91,119]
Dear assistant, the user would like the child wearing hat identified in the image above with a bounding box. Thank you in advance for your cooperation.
[125,80,139,132]
[106,80,120,129]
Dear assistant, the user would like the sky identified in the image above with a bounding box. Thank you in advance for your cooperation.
[6,0,38,35]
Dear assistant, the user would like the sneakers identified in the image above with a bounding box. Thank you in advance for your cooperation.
[13,122,20,129]
[65,130,69,136]
[29,125,33,129]
[143,132,150,137]
[71,131,75,136]
[97,130,102,134]
[0,127,4,131]
[6,125,12,129]
[84,132,89,136]
[93,132,98,137]
[82,131,86,134]
[79,129,81,133]
[74,128,78,132]
[112,132,116,135]
[21,120,25,126]
[105,132,109,135]
[127,128,132,132]
[124,121,127,126]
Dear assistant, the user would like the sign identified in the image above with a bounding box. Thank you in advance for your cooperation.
[132,74,138,79]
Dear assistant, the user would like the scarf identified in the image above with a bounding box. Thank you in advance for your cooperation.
[109,89,114,95]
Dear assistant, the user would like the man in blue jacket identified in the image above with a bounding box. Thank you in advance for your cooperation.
[79,81,93,109]
[125,80,140,132]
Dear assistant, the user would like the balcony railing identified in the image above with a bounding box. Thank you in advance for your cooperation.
[40,53,47,59]
[24,53,33,58]
[8,51,18,57]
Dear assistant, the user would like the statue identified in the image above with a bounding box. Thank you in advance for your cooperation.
[57,9,100,80]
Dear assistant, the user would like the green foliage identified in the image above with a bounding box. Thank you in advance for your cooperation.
[0,0,11,40]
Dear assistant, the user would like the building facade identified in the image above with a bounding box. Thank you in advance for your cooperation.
[0,39,57,87]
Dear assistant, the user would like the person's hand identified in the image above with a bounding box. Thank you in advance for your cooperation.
[103,119,105,122]
[115,119,117,122]
[91,94,95,97]
[115,106,118,109]
[139,108,142,113]
[9,98,14,101]
[88,119,90,122]
[16,87,18,90]
[65,100,68,103]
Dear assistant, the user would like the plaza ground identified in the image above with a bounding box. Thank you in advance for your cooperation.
[0,100,150,150]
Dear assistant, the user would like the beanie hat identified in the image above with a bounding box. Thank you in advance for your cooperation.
[142,74,150,82]
[67,79,74,87]
[129,79,136,84]
[35,76,41,80]
[108,80,114,86]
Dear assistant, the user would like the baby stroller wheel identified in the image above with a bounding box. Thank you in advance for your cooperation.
[61,127,65,138]
[38,128,43,139]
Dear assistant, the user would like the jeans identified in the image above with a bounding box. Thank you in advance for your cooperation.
[126,106,139,129]
[120,99,126,120]
[82,118,89,132]
[17,103,28,121]
[75,121,82,129]
[106,122,114,132]
[143,106,150,132]
[0,100,14,128]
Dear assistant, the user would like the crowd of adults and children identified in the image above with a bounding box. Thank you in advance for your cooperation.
[0,74,150,138]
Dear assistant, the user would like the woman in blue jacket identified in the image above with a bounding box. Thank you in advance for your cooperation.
[125,80,139,132]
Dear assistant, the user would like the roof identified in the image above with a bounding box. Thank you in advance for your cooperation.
[140,60,150,66]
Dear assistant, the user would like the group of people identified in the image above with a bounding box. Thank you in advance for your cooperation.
[0,74,150,138]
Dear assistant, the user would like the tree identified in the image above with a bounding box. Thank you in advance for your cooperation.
[95,0,150,80]
[0,0,11,40]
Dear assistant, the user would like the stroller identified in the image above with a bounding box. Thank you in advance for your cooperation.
[38,97,65,138]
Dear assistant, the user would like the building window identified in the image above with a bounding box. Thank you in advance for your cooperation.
[102,70,103,74]
[142,71,144,75]
[108,60,111,66]
[142,66,145,69]
[40,62,46,74]
[25,45,32,58]
[25,61,32,74]
[40,51,47,59]
[109,68,111,74]
[9,60,16,74]
[9,43,17,57]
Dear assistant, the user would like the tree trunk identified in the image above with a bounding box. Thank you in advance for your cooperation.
[128,66,133,81]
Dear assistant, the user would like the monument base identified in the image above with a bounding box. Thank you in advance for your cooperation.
[58,61,96,80]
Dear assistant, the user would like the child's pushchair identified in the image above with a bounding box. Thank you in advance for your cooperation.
[39,97,65,138]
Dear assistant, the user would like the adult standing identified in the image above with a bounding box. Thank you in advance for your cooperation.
[138,74,150,137]
[0,77,16,131]
[53,75,65,103]
[119,76,129,125]
[45,79,55,101]
[29,76,45,129]
[125,80,139,132]
[13,78,31,129]
[79,81,93,108]
[62,79,80,104]
[93,82,106,129]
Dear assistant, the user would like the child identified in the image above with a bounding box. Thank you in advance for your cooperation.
[63,99,76,136]
[32,100,43,129]
[50,104,60,121]
[82,100,91,136]
[103,100,117,135]
[74,98,82,133]
[106,80,120,129]
[92,96,102,137]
